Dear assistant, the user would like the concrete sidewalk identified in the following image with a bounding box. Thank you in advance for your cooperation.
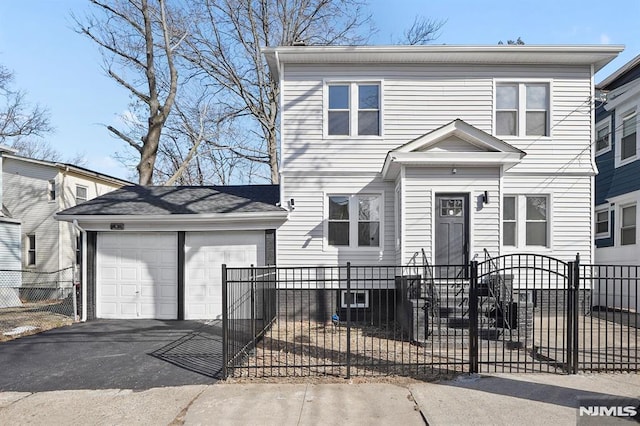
[0,374,638,425]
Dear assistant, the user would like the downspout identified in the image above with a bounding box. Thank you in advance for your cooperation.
[72,219,88,322]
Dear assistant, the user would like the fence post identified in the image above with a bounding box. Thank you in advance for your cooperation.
[346,261,351,379]
[222,264,228,380]
[566,260,575,374]
[250,264,256,347]
[468,261,479,374]
[572,254,581,374]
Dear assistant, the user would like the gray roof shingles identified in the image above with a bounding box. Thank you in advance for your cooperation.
[57,185,285,216]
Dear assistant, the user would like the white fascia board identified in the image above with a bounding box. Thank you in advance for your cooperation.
[54,211,288,229]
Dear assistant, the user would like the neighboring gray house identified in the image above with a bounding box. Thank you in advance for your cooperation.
[0,145,22,307]
[2,153,130,273]
[57,45,623,322]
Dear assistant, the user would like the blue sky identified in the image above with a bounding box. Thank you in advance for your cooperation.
[0,0,638,181]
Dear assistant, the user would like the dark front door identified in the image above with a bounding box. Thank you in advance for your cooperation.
[435,194,469,269]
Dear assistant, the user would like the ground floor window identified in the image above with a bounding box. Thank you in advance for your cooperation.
[327,194,382,248]
[26,234,36,266]
[502,194,549,248]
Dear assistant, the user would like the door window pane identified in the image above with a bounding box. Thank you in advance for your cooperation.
[440,199,463,217]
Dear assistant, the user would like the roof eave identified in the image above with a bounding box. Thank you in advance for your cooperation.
[54,210,289,223]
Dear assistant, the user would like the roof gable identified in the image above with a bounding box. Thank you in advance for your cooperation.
[381,120,526,180]
[393,119,524,155]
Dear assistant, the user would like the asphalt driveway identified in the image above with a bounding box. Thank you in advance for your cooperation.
[0,320,222,392]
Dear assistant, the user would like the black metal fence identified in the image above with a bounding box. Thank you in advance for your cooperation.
[0,267,77,341]
[222,254,639,379]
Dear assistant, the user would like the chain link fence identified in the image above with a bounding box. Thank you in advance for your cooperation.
[0,267,77,341]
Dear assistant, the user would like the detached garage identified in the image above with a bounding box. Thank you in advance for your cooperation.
[56,185,286,321]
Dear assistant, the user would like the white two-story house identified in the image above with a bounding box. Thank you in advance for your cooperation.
[263,45,622,268]
[57,45,623,322]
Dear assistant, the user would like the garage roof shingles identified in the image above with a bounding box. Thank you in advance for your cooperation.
[58,185,284,216]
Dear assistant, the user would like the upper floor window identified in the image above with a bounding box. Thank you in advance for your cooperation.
[496,83,549,137]
[327,194,382,248]
[27,234,36,266]
[48,180,56,201]
[326,82,380,137]
[621,204,636,246]
[621,111,637,162]
[502,194,550,248]
[595,119,611,155]
[75,185,88,204]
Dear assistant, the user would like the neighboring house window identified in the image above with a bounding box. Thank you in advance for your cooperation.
[327,194,382,248]
[595,120,611,155]
[75,185,88,204]
[341,290,369,308]
[621,111,637,162]
[326,82,381,137]
[621,204,636,246]
[502,195,550,248]
[496,82,549,137]
[595,207,610,238]
[27,234,36,266]
[48,180,56,201]
[503,196,516,246]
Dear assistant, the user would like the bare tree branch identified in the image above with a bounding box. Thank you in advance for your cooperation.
[401,16,445,45]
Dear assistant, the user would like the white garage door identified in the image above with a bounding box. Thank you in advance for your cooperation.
[185,231,265,320]
[97,232,178,319]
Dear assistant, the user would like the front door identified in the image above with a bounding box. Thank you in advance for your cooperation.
[435,194,469,269]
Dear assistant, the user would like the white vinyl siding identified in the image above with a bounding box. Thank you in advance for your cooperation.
[282,65,592,175]
[502,175,592,262]
[0,222,21,271]
[403,167,500,264]
[277,174,394,266]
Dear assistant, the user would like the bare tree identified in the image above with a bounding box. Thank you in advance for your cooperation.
[75,0,184,185]
[401,16,445,45]
[180,0,374,184]
[0,65,52,144]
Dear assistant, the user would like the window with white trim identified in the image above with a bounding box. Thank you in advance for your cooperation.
[621,204,636,246]
[502,194,550,248]
[496,82,549,137]
[503,196,516,246]
[595,120,611,155]
[327,194,382,248]
[75,185,88,204]
[341,290,369,308]
[621,111,637,162]
[595,207,610,238]
[326,82,380,137]
[27,234,36,266]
